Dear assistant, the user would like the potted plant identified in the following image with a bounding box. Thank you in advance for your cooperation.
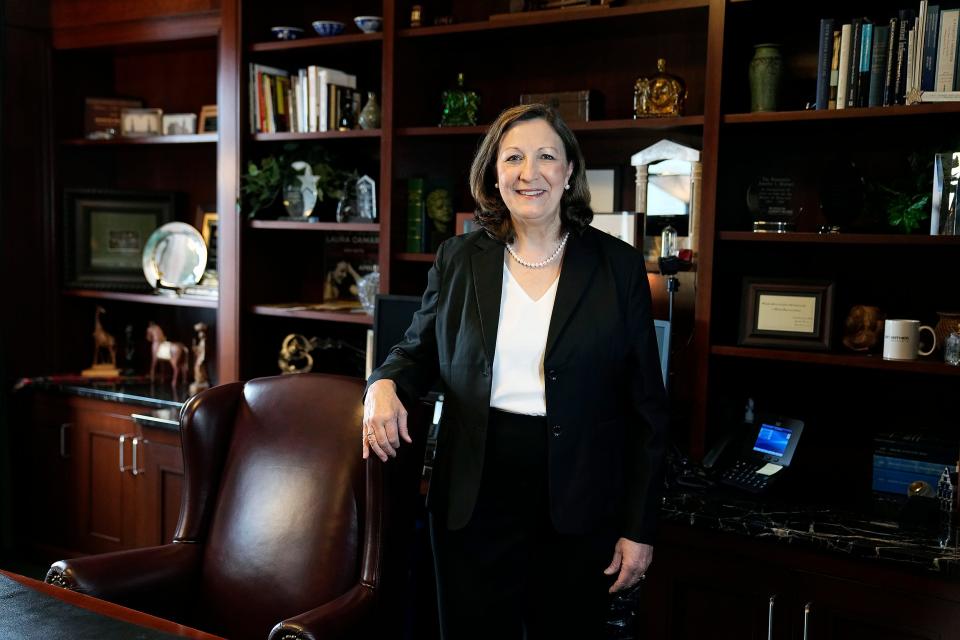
[241,143,352,219]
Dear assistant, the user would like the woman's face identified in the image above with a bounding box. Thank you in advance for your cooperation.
[495,118,573,228]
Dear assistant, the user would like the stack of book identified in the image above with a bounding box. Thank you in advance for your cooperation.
[249,64,360,133]
[815,2,960,110]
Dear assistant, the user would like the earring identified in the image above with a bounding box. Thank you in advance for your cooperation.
[494,182,499,189]
[564,183,570,190]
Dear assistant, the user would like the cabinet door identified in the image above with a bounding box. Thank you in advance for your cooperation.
[20,395,74,553]
[132,430,184,547]
[639,544,791,640]
[72,408,137,554]
[790,570,960,640]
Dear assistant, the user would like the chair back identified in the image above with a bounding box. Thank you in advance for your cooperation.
[180,374,375,640]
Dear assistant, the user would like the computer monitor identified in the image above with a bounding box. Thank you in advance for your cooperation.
[372,294,422,371]
[653,319,671,391]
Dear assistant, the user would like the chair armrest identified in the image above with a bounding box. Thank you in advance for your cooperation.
[268,583,375,640]
[46,542,201,620]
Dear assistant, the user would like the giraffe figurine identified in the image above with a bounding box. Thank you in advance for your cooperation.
[81,306,120,378]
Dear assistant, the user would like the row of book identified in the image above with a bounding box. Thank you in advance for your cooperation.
[249,63,360,134]
[815,2,960,110]
[406,177,454,254]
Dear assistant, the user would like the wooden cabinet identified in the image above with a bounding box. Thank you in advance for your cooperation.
[16,393,184,558]
[639,526,960,640]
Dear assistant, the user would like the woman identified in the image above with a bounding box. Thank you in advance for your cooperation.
[363,103,668,638]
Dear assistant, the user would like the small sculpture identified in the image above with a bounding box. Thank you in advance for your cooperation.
[279,334,319,374]
[82,306,120,378]
[440,72,479,127]
[842,305,886,352]
[633,58,686,118]
[146,322,189,387]
[189,322,210,395]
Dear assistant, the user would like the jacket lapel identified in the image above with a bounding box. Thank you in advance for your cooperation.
[470,233,505,365]
[545,230,598,359]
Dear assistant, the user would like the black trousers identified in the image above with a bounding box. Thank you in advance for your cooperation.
[431,409,618,640]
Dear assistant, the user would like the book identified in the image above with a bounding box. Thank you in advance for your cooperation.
[406,177,425,252]
[935,9,960,91]
[322,232,379,303]
[921,4,941,91]
[837,24,853,110]
[847,18,863,107]
[883,17,899,105]
[868,25,891,107]
[828,29,842,109]
[855,21,874,107]
[816,18,835,110]
[893,9,916,104]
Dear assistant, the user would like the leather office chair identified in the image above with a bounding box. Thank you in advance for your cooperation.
[45,374,425,640]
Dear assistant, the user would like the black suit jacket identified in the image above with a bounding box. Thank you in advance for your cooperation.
[367,226,668,543]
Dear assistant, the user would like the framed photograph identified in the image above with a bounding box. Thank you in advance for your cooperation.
[199,104,218,133]
[64,189,176,290]
[162,113,197,135]
[590,212,638,246]
[121,107,163,136]
[739,278,835,351]
[200,210,218,267]
[456,212,477,235]
[585,168,620,212]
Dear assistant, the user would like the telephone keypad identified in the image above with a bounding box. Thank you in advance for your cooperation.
[719,460,772,493]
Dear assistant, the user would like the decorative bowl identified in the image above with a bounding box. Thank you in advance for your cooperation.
[353,16,383,33]
[270,26,304,41]
[312,20,346,37]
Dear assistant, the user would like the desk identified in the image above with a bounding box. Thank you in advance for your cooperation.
[0,570,224,639]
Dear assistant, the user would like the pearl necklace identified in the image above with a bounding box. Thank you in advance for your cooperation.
[506,232,569,269]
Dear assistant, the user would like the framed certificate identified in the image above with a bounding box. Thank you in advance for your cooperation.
[738,279,835,350]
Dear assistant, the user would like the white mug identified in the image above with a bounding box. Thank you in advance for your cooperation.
[882,319,936,361]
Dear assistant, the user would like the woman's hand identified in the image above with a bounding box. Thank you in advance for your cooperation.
[362,379,411,461]
[604,538,653,593]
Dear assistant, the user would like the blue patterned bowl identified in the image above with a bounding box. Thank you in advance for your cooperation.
[353,16,383,33]
[312,20,345,37]
[271,26,304,40]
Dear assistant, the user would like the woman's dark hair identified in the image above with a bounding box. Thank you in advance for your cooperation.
[468,103,592,243]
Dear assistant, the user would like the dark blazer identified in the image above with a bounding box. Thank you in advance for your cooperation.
[367,226,668,543]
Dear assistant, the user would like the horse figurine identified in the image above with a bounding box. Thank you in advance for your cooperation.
[146,322,188,388]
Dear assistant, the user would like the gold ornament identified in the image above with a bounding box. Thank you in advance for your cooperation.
[633,58,687,118]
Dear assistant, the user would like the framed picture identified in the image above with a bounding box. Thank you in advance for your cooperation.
[64,189,176,290]
[120,107,163,136]
[738,278,835,351]
[162,113,197,135]
[585,168,620,212]
[199,104,218,133]
[456,212,477,235]
[200,211,218,267]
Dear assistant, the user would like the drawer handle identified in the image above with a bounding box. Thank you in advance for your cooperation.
[131,437,147,476]
[803,602,812,640]
[118,434,133,473]
[59,423,71,459]
[767,595,775,640]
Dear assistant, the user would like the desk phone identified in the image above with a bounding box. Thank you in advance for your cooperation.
[718,417,805,494]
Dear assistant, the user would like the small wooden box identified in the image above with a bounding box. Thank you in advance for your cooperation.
[520,90,595,122]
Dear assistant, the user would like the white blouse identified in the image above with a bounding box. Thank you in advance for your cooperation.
[489,264,560,416]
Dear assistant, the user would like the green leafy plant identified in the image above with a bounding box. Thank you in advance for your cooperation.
[240,144,353,218]
[864,152,933,234]
[883,188,930,233]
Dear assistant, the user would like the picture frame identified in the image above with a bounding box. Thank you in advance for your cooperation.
[120,107,163,136]
[456,212,477,235]
[64,189,176,290]
[162,113,197,135]
[590,212,638,247]
[739,278,835,351]
[200,211,218,267]
[585,168,620,212]
[199,104,218,133]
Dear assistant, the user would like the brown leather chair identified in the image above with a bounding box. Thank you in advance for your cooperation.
[45,374,425,640]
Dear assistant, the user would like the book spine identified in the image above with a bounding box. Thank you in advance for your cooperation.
[406,178,425,253]
[828,29,842,108]
[869,25,890,107]
[848,19,863,107]
[936,9,960,91]
[922,4,941,90]
[816,18,835,109]
[894,10,916,104]
[857,22,874,107]
[906,23,916,97]
[837,24,853,109]
[883,17,899,105]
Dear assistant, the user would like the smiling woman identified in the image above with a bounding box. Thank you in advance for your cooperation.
[363,103,669,639]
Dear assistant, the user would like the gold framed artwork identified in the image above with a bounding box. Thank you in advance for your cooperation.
[199,104,218,133]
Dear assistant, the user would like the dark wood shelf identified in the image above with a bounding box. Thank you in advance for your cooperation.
[252,129,380,141]
[396,117,703,137]
[397,0,709,38]
[250,32,383,52]
[249,220,380,232]
[62,289,218,309]
[61,133,217,146]
[249,305,374,325]
[718,231,960,245]
[723,102,960,124]
[52,10,220,49]
[395,252,436,262]
[711,345,960,376]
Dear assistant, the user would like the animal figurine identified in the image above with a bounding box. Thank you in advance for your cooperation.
[146,322,189,388]
[189,322,210,395]
[92,306,117,367]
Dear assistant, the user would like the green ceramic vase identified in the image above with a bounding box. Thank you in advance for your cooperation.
[749,43,782,112]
